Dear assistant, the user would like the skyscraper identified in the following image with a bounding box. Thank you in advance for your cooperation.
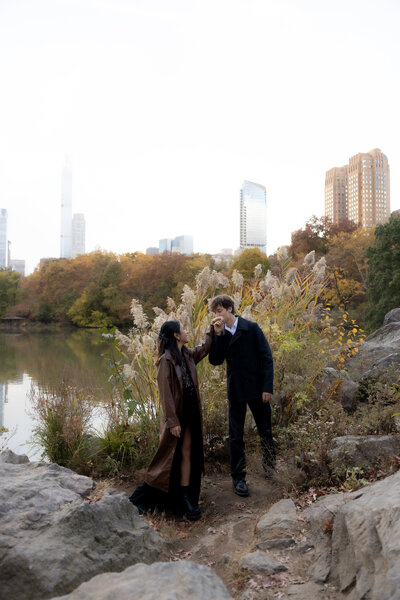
[159,236,193,255]
[240,180,267,254]
[325,149,390,228]
[348,149,390,227]
[60,158,72,258]
[325,166,348,225]
[71,213,86,258]
[171,235,193,255]
[0,209,7,268]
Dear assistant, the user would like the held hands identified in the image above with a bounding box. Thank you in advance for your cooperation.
[211,317,225,335]
[170,425,181,438]
[262,392,272,403]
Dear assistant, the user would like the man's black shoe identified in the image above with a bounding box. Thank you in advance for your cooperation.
[233,479,249,497]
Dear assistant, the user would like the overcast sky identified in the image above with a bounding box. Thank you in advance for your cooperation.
[1,0,399,274]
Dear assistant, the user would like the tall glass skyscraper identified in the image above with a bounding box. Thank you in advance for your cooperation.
[0,209,8,268]
[240,180,267,254]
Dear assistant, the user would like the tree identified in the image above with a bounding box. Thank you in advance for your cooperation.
[230,248,271,280]
[365,216,400,329]
[0,269,20,317]
[290,215,358,261]
[290,216,329,259]
[324,228,374,311]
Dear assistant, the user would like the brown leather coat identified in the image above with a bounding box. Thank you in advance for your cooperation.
[144,330,212,493]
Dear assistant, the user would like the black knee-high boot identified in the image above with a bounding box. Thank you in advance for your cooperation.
[180,486,201,521]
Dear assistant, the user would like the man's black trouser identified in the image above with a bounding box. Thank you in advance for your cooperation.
[228,397,275,480]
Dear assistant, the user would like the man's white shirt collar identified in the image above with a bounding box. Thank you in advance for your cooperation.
[225,317,238,336]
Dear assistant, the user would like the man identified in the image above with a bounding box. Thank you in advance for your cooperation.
[210,294,275,497]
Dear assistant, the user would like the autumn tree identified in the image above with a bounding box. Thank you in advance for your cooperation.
[324,228,374,311]
[230,248,271,280]
[290,215,357,261]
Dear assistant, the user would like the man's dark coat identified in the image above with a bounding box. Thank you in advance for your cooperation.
[209,316,273,402]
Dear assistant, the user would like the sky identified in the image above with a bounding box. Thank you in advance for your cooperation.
[1,0,400,274]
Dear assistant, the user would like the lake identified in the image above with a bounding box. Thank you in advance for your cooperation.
[0,328,113,460]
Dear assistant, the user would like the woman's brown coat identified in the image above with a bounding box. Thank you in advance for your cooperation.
[144,330,212,493]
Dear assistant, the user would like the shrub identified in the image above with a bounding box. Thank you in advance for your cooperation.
[30,383,93,474]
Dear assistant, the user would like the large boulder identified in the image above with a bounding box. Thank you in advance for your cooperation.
[328,435,400,470]
[51,561,233,600]
[383,308,400,326]
[304,470,400,599]
[347,314,400,381]
[359,353,400,384]
[0,451,164,600]
[315,367,359,410]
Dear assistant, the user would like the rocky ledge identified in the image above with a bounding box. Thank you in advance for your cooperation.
[0,450,165,600]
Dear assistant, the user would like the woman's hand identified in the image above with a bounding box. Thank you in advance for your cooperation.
[170,425,181,438]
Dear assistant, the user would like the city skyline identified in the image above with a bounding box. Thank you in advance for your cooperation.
[1,1,400,274]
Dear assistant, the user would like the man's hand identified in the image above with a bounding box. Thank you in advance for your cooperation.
[262,392,272,403]
[211,317,225,335]
[170,426,181,438]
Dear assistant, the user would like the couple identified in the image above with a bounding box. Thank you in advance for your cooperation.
[129,294,275,521]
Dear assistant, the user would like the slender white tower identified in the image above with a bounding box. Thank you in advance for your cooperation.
[0,209,7,268]
[60,157,72,258]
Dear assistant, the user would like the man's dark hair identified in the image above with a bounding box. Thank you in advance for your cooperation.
[210,294,235,314]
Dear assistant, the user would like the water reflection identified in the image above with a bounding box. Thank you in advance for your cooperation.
[0,329,113,458]
[0,382,7,429]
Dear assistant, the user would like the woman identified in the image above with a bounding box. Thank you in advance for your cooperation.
[129,320,213,520]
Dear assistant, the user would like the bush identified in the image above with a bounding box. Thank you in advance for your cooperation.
[30,384,93,474]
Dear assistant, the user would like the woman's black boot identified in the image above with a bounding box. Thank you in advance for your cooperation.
[180,486,201,521]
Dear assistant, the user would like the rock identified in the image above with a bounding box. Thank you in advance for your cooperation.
[284,581,331,598]
[240,551,288,575]
[256,499,298,539]
[51,561,233,600]
[360,353,400,383]
[383,308,400,326]
[304,492,351,583]
[0,449,30,464]
[257,538,295,550]
[328,435,400,470]
[295,540,314,552]
[347,319,400,380]
[315,367,359,410]
[0,453,164,600]
[304,470,400,599]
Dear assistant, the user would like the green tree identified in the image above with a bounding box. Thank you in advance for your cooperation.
[0,269,20,317]
[231,248,271,280]
[365,215,400,328]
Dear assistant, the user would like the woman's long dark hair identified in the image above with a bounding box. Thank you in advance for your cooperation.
[155,320,183,366]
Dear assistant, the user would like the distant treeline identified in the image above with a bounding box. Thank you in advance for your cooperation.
[1,251,223,327]
[2,214,400,329]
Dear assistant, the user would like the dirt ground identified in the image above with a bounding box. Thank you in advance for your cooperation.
[92,457,341,600]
